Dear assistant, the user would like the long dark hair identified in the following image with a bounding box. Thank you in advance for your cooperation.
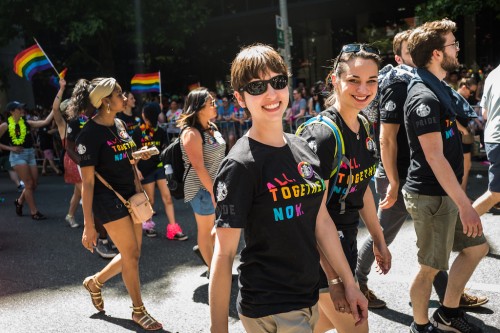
[176,87,210,128]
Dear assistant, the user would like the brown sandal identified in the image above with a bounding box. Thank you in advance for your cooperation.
[83,275,104,312]
[132,304,162,331]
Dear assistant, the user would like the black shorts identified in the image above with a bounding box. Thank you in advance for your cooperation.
[318,227,358,290]
[462,142,473,154]
[93,191,133,225]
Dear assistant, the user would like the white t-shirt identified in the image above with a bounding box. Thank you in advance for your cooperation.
[481,65,500,143]
[166,109,183,122]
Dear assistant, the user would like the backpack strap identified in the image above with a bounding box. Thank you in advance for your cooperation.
[296,113,353,213]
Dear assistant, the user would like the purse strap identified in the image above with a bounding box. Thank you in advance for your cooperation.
[94,171,131,208]
[95,119,150,207]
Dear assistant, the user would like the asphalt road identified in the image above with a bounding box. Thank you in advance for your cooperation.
[0,169,499,333]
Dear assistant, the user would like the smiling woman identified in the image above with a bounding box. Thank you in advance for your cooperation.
[209,44,368,333]
[298,44,392,333]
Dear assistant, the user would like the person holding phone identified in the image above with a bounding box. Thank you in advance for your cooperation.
[77,77,162,331]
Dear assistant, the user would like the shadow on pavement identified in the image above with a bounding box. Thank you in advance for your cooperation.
[371,307,413,327]
[90,312,172,332]
[192,274,239,318]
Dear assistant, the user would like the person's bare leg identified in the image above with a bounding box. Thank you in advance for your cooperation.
[315,292,368,333]
[411,265,438,325]
[14,164,39,214]
[443,243,489,307]
[156,179,176,224]
[473,190,500,216]
[195,213,216,267]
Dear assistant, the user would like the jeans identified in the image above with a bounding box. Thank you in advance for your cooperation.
[356,175,409,286]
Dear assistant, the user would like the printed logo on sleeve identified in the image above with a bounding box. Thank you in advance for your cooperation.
[216,181,228,202]
[384,100,396,111]
[67,126,72,134]
[416,104,431,117]
[307,140,317,153]
[77,144,86,154]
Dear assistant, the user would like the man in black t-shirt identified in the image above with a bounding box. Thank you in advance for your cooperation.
[402,20,488,333]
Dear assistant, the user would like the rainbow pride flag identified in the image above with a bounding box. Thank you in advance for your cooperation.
[13,44,51,80]
[131,72,160,93]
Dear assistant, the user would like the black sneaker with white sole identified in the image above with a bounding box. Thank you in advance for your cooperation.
[410,321,445,333]
[431,307,482,333]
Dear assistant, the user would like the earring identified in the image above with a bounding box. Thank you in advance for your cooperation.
[107,103,110,114]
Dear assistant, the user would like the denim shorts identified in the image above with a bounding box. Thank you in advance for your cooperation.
[485,143,500,192]
[189,188,215,216]
[9,148,37,167]
[141,168,166,185]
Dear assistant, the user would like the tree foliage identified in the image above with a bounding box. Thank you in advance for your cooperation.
[0,0,210,81]
[415,0,500,22]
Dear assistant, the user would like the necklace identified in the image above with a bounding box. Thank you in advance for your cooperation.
[78,114,89,129]
[7,116,27,145]
[140,124,156,142]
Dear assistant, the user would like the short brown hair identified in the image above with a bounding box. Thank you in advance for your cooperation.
[408,18,457,68]
[393,29,412,56]
[230,44,289,94]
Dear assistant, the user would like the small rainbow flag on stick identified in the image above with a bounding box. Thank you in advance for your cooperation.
[131,72,161,93]
[13,44,52,80]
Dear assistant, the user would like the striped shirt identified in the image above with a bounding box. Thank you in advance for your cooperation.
[181,127,226,202]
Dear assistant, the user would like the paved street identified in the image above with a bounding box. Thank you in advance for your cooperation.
[0,168,499,333]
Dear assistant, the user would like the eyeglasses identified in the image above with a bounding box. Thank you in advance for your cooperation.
[333,43,380,74]
[443,41,459,50]
[239,74,288,96]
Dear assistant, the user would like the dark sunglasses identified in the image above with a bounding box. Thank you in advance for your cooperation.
[333,43,380,73]
[239,74,288,96]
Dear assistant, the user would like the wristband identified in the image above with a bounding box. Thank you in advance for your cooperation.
[55,95,61,100]
[328,277,343,286]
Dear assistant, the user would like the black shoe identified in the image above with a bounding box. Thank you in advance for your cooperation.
[193,245,208,266]
[410,322,445,332]
[432,308,482,333]
[14,199,23,216]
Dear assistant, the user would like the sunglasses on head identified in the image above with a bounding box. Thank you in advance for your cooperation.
[239,74,288,96]
[333,43,380,73]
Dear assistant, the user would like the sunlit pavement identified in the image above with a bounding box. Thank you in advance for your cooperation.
[0,169,498,332]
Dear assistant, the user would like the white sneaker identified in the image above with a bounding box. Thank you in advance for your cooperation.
[65,214,80,228]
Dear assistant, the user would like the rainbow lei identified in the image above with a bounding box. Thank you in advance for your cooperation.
[7,116,27,145]
[140,124,156,142]
[78,114,89,129]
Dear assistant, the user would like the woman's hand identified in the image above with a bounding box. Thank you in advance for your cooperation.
[11,146,23,153]
[329,283,351,314]
[373,241,392,274]
[82,224,98,253]
[137,169,144,181]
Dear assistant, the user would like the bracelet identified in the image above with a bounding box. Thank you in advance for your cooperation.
[328,277,343,286]
[55,95,61,100]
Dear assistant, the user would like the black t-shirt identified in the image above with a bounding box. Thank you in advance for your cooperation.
[214,134,325,318]
[298,109,377,230]
[116,112,142,136]
[378,82,411,180]
[3,117,34,148]
[76,119,137,198]
[38,125,53,151]
[403,82,463,196]
[67,116,89,143]
[132,125,167,176]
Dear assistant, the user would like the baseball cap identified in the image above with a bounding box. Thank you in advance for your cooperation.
[5,101,26,112]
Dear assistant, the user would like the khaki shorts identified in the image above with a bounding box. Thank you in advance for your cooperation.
[403,190,487,271]
[239,303,318,333]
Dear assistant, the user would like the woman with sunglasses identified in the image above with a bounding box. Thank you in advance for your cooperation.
[209,44,367,333]
[298,44,391,333]
[178,88,226,273]
[76,78,162,331]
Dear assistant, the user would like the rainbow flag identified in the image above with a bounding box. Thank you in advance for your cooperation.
[13,44,51,80]
[131,72,160,93]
